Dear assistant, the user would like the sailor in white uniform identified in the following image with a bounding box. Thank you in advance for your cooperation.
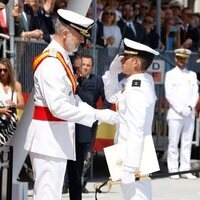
[102,38,159,200]
[165,48,199,179]
[24,9,119,200]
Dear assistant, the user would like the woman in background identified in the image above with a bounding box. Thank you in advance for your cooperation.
[101,6,122,48]
[0,58,24,117]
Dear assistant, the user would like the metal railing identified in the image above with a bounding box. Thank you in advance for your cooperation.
[0,145,13,200]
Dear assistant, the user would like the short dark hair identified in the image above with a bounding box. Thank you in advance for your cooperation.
[81,54,94,67]
[133,53,154,71]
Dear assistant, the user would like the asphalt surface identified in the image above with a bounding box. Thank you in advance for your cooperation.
[26,152,200,200]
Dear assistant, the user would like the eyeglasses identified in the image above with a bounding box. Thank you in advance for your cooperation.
[104,12,114,16]
[0,69,8,73]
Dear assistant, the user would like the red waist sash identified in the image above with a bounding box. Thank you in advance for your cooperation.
[33,106,65,121]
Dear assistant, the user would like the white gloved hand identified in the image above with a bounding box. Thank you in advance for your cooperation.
[95,109,119,125]
[121,170,135,184]
[181,106,192,117]
[109,55,124,75]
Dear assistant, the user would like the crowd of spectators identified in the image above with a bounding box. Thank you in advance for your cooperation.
[92,0,200,52]
[0,0,199,52]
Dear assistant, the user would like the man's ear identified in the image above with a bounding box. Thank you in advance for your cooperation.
[62,29,69,39]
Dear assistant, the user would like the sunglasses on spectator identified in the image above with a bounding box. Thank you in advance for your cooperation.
[143,19,153,24]
[104,12,114,16]
[0,68,8,73]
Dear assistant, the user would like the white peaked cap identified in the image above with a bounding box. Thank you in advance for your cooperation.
[57,9,94,38]
[123,38,159,56]
[174,48,191,58]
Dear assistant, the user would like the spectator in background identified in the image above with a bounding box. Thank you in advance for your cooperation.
[143,14,159,49]
[0,58,24,125]
[180,7,193,46]
[72,53,82,75]
[67,55,111,198]
[19,0,44,40]
[37,0,56,43]
[117,2,148,45]
[0,57,24,111]
[106,0,121,22]
[169,0,182,18]
[186,13,200,51]
[137,0,151,24]
[182,12,200,51]
[53,0,68,17]
[161,17,181,50]
[165,48,199,179]
[163,7,174,19]
[95,0,105,47]
[182,13,200,51]
[0,0,9,34]
[101,6,122,48]
[132,2,140,21]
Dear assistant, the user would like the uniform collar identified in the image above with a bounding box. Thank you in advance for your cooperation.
[175,66,188,73]
[45,39,73,70]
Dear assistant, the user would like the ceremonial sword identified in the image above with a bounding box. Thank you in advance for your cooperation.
[93,168,200,200]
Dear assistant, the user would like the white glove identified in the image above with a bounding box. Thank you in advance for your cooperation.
[109,55,124,75]
[95,109,119,125]
[121,170,135,184]
[181,106,192,117]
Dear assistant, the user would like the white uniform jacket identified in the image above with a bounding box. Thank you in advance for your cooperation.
[24,40,97,160]
[165,66,199,120]
[103,72,157,169]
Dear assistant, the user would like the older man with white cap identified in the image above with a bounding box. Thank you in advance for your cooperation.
[165,48,199,180]
[102,38,159,200]
[24,9,119,200]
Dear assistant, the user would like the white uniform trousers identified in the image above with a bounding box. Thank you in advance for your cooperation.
[167,116,195,172]
[29,152,67,200]
[120,179,152,200]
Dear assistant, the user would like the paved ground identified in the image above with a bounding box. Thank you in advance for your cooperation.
[26,153,200,200]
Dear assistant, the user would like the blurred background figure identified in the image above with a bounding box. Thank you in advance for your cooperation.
[137,0,151,24]
[19,0,44,40]
[101,6,122,48]
[161,16,181,50]
[117,2,148,45]
[143,14,159,49]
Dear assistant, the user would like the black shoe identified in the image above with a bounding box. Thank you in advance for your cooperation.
[62,186,69,194]
[82,187,89,193]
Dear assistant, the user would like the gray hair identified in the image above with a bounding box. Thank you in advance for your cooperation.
[54,18,70,34]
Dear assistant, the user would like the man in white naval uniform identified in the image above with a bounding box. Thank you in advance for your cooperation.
[24,9,119,200]
[165,48,199,179]
[102,38,159,200]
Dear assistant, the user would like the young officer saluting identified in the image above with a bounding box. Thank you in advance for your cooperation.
[24,9,119,200]
[102,38,159,200]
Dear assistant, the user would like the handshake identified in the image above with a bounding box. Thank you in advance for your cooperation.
[95,109,119,125]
